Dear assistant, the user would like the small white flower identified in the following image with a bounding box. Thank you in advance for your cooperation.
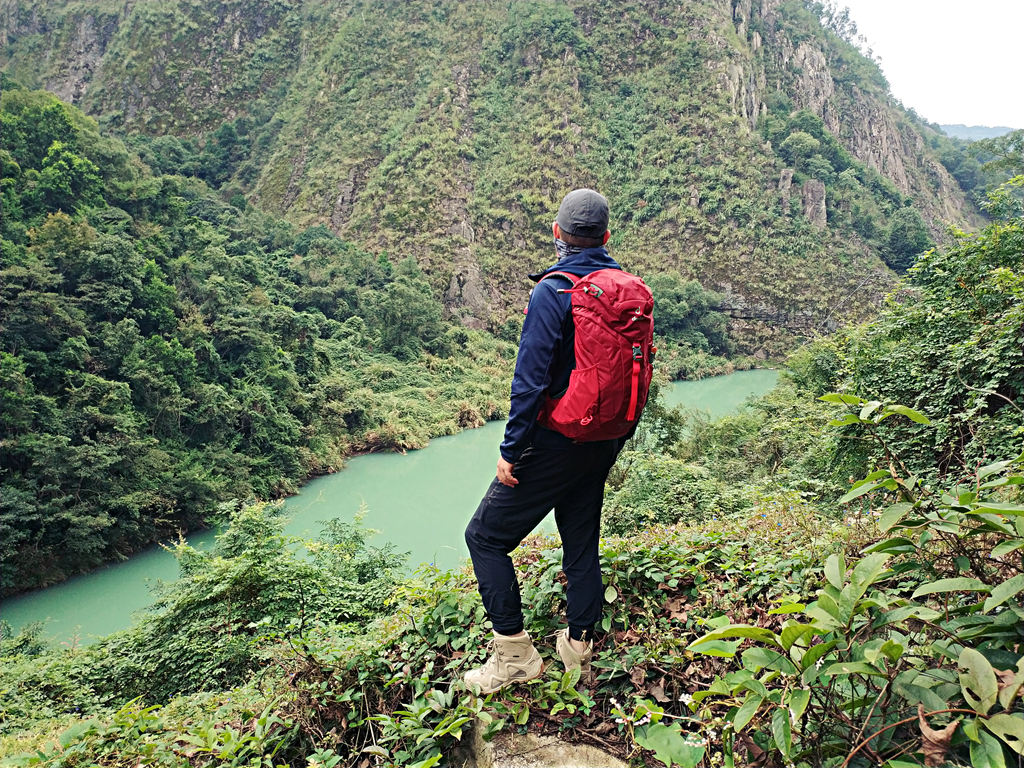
[678,693,694,705]
[815,658,824,669]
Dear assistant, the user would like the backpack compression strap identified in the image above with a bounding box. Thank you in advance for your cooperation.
[627,343,642,421]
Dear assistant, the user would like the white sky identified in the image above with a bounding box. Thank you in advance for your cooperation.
[840,0,1024,129]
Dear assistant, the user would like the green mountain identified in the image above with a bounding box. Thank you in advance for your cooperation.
[0,0,976,350]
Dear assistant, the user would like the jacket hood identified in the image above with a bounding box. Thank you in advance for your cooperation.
[527,246,621,282]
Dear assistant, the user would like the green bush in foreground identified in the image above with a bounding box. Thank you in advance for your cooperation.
[0,503,403,735]
[685,400,1024,767]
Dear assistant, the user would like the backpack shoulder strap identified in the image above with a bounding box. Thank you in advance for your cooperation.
[539,271,581,291]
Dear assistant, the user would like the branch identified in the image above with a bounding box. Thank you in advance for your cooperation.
[841,708,981,768]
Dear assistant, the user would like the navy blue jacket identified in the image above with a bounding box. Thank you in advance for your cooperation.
[499,247,622,463]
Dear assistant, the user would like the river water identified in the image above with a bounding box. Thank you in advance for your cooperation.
[0,369,779,643]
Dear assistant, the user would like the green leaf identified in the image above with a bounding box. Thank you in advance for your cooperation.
[743,646,798,675]
[880,639,905,664]
[970,730,1007,768]
[883,404,930,424]
[733,695,762,733]
[688,624,779,646]
[858,400,881,420]
[881,604,941,623]
[838,481,883,504]
[850,552,892,594]
[893,681,947,712]
[825,554,844,589]
[797,641,836,674]
[514,703,530,725]
[688,639,741,657]
[780,623,815,652]
[634,722,705,768]
[604,585,618,603]
[973,503,1024,515]
[786,688,810,722]
[912,577,991,598]
[58,720,97,748]
[828,414,860,426]
[984,574,1024,613]
[983,714,1024,755]
[998,659,1024,710]
[771,708,792,758]
[820,661,886,678]
[878,503,913,533]
[959,647,999,715]
[978,460,1013,480]
[863,537,916,554]
[768,603,805,615]
[738,678,770,699]
[819,393,865,405]
[991,540,1024,558]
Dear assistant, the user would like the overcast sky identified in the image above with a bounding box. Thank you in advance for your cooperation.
[839,0,1024,129]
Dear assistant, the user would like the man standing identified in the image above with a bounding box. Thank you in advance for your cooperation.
[463,189,630,694]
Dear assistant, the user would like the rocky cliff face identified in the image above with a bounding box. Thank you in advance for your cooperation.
[726,0,973,234]
[0,0,302,132]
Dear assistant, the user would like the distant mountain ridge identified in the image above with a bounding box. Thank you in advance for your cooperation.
[940,124,1016,141]
[0,0,978,350]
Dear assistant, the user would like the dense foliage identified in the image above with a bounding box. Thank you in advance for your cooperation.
[0,86,514,595]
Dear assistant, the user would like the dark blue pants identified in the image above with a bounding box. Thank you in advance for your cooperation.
[464,438,620,641]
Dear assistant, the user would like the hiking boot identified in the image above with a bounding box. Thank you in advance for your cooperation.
[464,632,543,694]
[556,628,593,675]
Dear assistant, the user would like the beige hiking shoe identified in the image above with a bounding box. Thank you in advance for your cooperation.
[556,628,593,674]
[464,632,544,694]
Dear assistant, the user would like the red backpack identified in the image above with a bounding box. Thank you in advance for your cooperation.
[536,269,655,441]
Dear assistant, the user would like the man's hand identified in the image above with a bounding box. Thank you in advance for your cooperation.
[497,457,519,487]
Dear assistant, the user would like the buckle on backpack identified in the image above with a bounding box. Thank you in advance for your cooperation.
[632,344,642,361]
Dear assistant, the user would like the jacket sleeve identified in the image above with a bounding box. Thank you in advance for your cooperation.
[499,281,568,463]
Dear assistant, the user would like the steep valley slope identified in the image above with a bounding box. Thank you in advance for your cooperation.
[0,0,976,350]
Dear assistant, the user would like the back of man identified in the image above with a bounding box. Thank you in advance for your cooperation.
[463,189,631,694]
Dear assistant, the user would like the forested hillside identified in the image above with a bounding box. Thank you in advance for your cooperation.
[1,0,977,348]
[0,85,516,595]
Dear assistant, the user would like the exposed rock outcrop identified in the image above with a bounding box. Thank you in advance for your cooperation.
[778,168,794,202]
[453,724,628,768]
[801,179,827,229]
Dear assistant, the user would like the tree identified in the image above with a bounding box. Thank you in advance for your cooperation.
[974,129,1024,178]
[779,131,821,169]
[884,206,932,272]
[37,141,103,213]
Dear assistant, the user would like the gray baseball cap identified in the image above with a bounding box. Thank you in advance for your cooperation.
[556,188,609,239]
